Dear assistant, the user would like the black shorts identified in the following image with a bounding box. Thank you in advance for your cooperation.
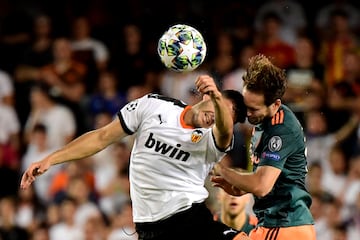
[135,202,239,240]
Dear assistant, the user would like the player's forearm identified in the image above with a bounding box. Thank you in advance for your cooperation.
[46,129,111,166]
[213,94,233,135]
[213,95,234,149]
[216,164,264,197]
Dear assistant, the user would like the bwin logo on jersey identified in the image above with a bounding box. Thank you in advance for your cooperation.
[145,133,190,161]
[191,129,203,143]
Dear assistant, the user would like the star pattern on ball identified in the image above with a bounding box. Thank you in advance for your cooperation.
[160,47,176,68]
[164,30,179,44]
[179,39,200,62]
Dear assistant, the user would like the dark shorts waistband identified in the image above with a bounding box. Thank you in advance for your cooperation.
[135,202,206,232]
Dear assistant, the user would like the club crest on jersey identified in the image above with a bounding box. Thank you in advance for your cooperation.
[268,136,282,152]
[126,100,138,111]
[191,129,203,143]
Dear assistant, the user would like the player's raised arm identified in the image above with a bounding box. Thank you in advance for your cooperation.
[195,75,234,150]
[20,117,127,189]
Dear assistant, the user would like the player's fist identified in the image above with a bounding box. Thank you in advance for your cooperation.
[195,75,220,97]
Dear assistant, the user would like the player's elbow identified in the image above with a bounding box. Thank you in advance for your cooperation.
[251,166,279,197]
[213,130,233,150]
[252,184,273,198]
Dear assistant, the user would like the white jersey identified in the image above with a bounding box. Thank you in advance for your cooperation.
[118,93,231,223]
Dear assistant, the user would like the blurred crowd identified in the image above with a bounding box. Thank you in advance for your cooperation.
[1,0,360,239]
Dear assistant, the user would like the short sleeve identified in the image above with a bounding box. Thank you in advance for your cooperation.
[117,94,153,135]
[259,125,300,170]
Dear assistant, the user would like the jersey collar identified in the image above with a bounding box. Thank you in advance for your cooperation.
[180,106,194,129]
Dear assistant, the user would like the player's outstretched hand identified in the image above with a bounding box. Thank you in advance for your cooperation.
[20,159,50,189]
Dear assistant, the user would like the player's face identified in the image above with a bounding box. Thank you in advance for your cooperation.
[193,100,216,128]
[242,88,273,125]
[218,189,248,217]
[193,98,235,128]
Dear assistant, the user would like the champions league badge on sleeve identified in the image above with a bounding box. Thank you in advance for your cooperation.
[126,99,139,112]
[268,136,282,152]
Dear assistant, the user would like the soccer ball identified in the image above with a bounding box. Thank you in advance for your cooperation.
[157,24,207,72]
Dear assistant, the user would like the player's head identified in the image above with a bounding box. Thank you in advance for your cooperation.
[221,89,246,124]
[193,89,246,128]
[217,188,251,219]
[30,82,57,106]
[242,54,287,125]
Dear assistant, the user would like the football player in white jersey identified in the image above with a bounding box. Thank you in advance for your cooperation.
[20,75,247,240]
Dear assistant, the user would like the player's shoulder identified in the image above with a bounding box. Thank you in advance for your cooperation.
[270,105,297,126]
[145,93,188,108]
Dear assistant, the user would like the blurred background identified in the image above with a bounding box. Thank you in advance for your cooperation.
[1,0,360,239]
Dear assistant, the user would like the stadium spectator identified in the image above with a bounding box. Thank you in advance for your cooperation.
[48,196,84,240]
[70,16,110,94]
[107,201,138,240]
[39,37,89,135]
[283,36,325,116]
[96,141,131,219]
[317,8,359,87]
[253,11,296,69]
[214,187,257,235]
[321,146,348,199]
[49,161,95,204]
[337,155,360,221]
[86,71,127,127]
[13,13,54,126]
[23,83,76,150]
[344,190,360,239]
[0,196,29,239]
[21,123,62,204]
[304,110,359,175]
[109,23,147,91]
[315,0,360,37]
[0,93,21,170]
[31,222,50,240]
[0,68,15,106]
[254,0,307,46]
[207,32,236,86]
[222,44,256,93]
[15,186,46,233]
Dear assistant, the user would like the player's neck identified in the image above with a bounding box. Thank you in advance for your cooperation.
[222,211,247,231]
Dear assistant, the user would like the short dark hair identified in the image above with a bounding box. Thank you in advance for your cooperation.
[242,54,287,106]
[262,11,283,24]
[330,8,349,20]
[30,82,57,101]
[221,89,246,123]
[33,123,47,133]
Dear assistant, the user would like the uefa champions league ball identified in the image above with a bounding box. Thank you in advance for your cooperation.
[157,24,207,72]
